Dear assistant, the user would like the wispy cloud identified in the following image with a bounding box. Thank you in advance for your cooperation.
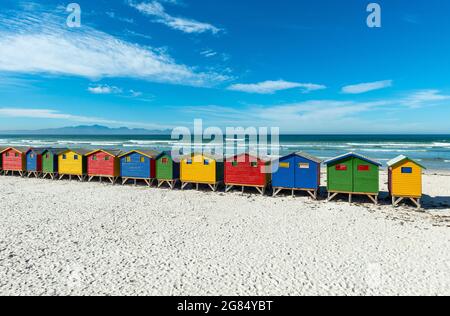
[402,89,450,108]
[342,80,393,94]
[128,1,222,34]
[227,80,326,94]
[0,11,228,87]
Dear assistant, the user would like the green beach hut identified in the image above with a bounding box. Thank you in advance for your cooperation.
[156,151,180,189]
[324,152,381,204]
[42,148,67,179]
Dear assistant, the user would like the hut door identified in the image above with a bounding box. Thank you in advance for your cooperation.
[295,157,315,189]
[329,159,353,192]
[273,157,295,188]
[352,158,378,193]
[26,153,35,171]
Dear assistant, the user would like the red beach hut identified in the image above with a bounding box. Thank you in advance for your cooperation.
[224,153,271,195]
[86,149,122,184]
[0,147,28,176]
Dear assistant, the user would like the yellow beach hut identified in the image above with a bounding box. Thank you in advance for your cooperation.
[58,148,90,181]
[180,153,224,191]
[387,155,426,208]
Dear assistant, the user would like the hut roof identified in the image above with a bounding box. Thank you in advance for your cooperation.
[119,150,160,159]
[0,146,30,154]
[324,152,382,166]
[86,149,123,157]
[27,148,47,155]
[59,148,91,156]
[225,153,272,162]
[294,152,323,164]
[180,152,224,161]
[387,155,426,169]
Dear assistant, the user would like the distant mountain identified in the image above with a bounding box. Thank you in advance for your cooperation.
[0,125,172,135]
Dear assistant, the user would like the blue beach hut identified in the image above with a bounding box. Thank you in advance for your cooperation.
[119,150,159,186]
[26,148,45,178]
[272,152,322,199]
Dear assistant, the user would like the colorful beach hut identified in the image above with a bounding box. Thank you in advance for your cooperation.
[272,152,322,199]
[324,152,381,204]
[119,150,159,186]
[180,153,224,191]
[26,148,45,178]
[387,155,426,208]
[57,149,89,181]
[156,151,180,189]
[224,153,271,195]
[0,147,28,176]
[41,148,66,179]
[86,149,122,184]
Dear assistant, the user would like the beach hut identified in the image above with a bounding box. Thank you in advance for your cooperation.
[26,148,45,178]
[57,149,89,181]
[272,152,322,199]
[119,150,159,186]
[324,152,381,204]
[86,149,122,184]
[0,147,28,176]
[387,155,426,208]
[155,151,180,189]
[224,153,271,195]
[180,153,224,191]
[41,148,66,179]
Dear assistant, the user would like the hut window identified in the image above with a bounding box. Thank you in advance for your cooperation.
[162,158,169,165]
[251,162,258,168]
[105,156,110,161]
[30,154,35,159]
[62,154,67,160]
[336,164,347,171]
[140,157,146,163]
[45,154,49,159]
[401,167,413,174]
[279,162,290,168]
[92,155,97,161]
[187,159,192,165]
[299,163,310,169]
[204,160,210,166]
[74,155,79,160]
[126,157,131,163]
[358,165,370,172]
[232,161,238,167]
[5,152,9,157]
[15,153,19,157]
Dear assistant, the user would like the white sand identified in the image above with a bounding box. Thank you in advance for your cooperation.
[0,171,449,296]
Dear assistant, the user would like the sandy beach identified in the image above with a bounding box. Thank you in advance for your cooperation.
[0,171,449,296]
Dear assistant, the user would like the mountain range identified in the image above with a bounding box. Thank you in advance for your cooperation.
[0,125,172,135]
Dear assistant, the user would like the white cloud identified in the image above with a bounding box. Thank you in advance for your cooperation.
[88,85,122,95]
[342,80,393,94]
[402,90,450,108]
[129,1,222,34]
[200,49,218,58]
[0,12,228,87]
[227,80,326,94]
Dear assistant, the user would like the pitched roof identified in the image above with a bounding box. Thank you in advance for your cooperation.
[294,151,323,164]
[387,155,426,169]
[225,153,272,162]
[86,149,123,157]
[41,148,68,155]
[59,148,91,156]
[119,149,160,159]
[324,152,382,166]
[179,152,224,161]
[0,146,30,154]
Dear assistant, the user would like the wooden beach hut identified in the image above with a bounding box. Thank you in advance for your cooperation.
[387,155,426,208]
[119,150,159,186]
[0,147,28,176]
[324,152,381,204]
[26,148,45,178]
[57,149,89,181]
[86,149,122,184]
[272,152,322,199]
[180,153,224,191]
[155,151,180,189]
[41,148,67,179]
[224,153,271,195]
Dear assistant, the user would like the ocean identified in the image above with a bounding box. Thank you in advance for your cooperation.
[1,134,450,170]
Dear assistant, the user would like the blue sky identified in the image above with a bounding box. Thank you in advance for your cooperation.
[0,0,449,133]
